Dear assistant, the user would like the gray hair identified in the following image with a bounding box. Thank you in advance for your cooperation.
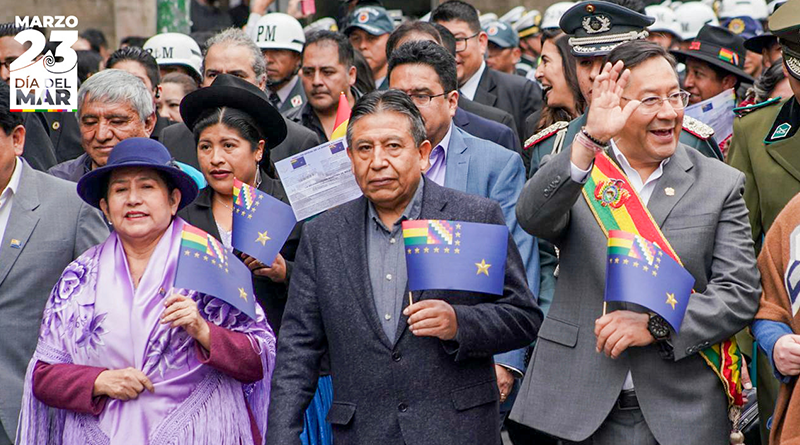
[346,90,427,148]
[77,69,154,121]
[203,27,267,85]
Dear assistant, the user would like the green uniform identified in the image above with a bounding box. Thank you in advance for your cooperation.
[727,96,799,445]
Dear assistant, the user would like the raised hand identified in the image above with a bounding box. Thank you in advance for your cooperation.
[584,61,641,143]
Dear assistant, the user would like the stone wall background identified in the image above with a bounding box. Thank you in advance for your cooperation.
[2,0,553,48]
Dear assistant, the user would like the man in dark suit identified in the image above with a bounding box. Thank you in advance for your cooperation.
[267,90,542,445]
[160,27,320,168]
[432,1,542,146]
[0,81,108,445]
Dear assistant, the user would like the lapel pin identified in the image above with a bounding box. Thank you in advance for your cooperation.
[664,187,675,196]
[10,239,22,249]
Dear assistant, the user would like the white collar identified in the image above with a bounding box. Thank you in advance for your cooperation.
[374,76,387,89]
[610,140,670,185]
[275,75,300,105]
[0,157,22,202]
[459,61,486,101]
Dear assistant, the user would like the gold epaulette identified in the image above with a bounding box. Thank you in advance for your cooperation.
[524,121,569,150]
[682,116,714,140]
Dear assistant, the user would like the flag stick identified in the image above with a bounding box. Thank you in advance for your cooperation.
[603,301,607,316]
[408,291,413,307]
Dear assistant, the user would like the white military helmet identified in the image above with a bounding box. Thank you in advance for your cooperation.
[673,2,720,40]
[717,0,768,20]
[250,13,305,53]
[541,2,575,30]
[645,4,681,38]
[479,13,499,27]
[500,6,527,25]
[303,17,338,33]
[767,0,787,14]
[143,33,202,80]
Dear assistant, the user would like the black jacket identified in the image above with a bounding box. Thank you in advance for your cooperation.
[473,67,542,147]
[178,176,303,337]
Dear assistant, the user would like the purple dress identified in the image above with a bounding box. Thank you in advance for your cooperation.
[16,218,276,444]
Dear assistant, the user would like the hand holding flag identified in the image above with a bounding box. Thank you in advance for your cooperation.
[231,178,297,268]
[174,223,257,319]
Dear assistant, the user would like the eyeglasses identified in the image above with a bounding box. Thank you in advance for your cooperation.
[621,91,691,114]
[408,92,449,107]
[454,32,480,53]
[0,58,16,70]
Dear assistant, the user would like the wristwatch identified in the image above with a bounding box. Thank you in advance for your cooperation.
[647,314,670,341]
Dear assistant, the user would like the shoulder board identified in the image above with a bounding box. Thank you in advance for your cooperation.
[682,116,714,140]
[733,96,782,117]
[524,121,570,150]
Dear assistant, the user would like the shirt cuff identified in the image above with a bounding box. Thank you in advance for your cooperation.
[497,364,524,379]
[569,161,592,184]
[753,319,794,383]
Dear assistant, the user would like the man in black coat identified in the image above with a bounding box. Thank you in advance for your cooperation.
[433,1,542,146]
[160,27,320,169]
[267,90,542,445]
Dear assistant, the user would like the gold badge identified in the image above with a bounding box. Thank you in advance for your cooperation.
[52,121,60,131]
[665,187,675,196]
[586,4,595,12]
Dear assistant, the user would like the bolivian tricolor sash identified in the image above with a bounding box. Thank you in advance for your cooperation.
[581,152,744,409]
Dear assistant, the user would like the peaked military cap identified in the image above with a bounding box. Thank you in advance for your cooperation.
[559,1,654,57]
[769,0,800,80]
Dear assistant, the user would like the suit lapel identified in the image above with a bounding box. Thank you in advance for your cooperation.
[473,68,497,107]
[0,162,40,287]
[646,145,695,227]
[338,197,394,349]
[766,136,800,184]
[392,179,449,345]
[444,127,470,192]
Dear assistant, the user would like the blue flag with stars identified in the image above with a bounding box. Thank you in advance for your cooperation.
[605,230,695,330]
[174,222,257,319]
[402,220,508,295]
[231,178,297,267]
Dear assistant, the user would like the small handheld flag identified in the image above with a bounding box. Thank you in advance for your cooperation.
[604,230,695,330]
[174,223,257,319]
[402,220,508,295]
[330,92,351,140]
[231,178,297,266]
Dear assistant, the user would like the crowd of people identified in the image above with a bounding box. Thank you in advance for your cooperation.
[2,0,800,443]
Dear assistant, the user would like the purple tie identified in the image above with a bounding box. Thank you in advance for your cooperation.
[426,145,446,186]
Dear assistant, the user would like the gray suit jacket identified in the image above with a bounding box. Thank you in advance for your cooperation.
[267,178,542,445]
[509,144,760,444]
[0,160,108,438]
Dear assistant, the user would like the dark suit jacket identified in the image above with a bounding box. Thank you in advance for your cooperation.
[21,113,57,171]
[43,112,83,163]
[267,178,542,445]
[458,96,517,136]
[159,118,320,170]
[454,107,521,153]
[177,176,302,336]
[473,67,542,147]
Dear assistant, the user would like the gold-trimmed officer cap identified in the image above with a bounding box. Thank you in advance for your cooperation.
[769,0,800,80]
[559,1,655,57]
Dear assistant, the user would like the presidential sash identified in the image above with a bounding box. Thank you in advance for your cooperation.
[581,152,744,409]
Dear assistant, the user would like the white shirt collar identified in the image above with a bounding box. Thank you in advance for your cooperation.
[459,61,486,101]
[0,157,22,204]
[610,141,670,202]
[275,75,300,105]
[374,76,387,89]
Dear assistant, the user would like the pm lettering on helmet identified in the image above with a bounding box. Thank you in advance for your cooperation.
[146,46,174,59]
[257,25,277,43]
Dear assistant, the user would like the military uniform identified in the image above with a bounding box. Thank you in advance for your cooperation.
[522,114,723,178]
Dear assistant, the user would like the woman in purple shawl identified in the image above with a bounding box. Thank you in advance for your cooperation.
[16,137,276,445]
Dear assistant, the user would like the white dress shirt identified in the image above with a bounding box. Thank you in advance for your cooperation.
[424,123,454,186]
[0,157,23,249]
[571,141,670,391]
[459,61,486,101]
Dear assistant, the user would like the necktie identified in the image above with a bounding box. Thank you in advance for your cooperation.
[268,92,281,109]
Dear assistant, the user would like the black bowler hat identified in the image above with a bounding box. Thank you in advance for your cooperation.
[78,138,199,211]
[559,1,654,57]
[671,25,754,84]
[180,74,288,150]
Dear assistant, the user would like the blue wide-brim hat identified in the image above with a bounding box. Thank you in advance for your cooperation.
[77,137,199,211]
